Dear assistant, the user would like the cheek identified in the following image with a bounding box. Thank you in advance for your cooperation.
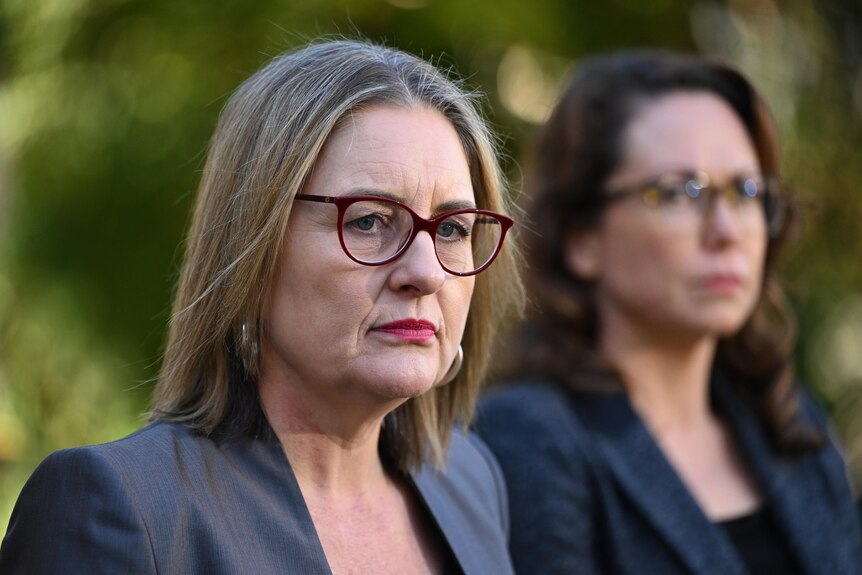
[600,221,688,300]
[744,230,769,301]
[270,241,376,348]
[442,278,475,340]
[751,228,769,275]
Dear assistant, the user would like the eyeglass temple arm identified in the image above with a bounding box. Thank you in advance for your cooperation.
[294,194,335,204]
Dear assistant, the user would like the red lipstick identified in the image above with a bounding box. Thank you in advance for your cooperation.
[374,319,437,343]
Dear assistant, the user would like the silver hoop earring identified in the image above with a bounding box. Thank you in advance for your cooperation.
[437,345,463,387]
[240,322,260,377]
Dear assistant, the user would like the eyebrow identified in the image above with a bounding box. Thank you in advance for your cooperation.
[341,188,477,213]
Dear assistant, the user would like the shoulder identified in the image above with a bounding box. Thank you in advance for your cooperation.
[475,379,599,515]
[476,379,592,473]
[475,380,606,574]
[793,385,859,496]
[1,423,212,541]
[6,423,212,500]
[12,420,203,504]
[477,379,575,436]
[22,421,217,497]
[793,384,836,431]
[479,377,573,417]
[0,426,186,573]
[80,419,215,466]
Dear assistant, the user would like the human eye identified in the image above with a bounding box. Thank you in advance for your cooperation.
[652,175,693,207]
[343,203,396,234]
[346,213,385,232]
[436,214,472,241]
[732,176,765,203]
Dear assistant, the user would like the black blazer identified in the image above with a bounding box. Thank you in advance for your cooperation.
[477,376,862,574]
[0,421,515,575]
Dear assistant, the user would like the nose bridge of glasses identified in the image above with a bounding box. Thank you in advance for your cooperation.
[398,223,447,275]
[697,185,751,240]
[396,209,439,257]
[695,177,747,214]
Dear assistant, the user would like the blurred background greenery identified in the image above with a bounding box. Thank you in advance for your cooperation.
[1,0,860,536]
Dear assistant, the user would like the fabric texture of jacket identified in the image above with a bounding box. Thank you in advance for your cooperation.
[476,375,862,574]
[0,421,515,575]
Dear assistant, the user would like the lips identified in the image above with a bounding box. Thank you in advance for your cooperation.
[698,274,743,294]
[373,319,438,342]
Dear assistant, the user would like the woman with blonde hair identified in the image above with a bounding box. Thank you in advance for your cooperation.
[1,39,522,574]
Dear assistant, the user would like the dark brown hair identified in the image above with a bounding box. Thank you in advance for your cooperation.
[507,50,820,455]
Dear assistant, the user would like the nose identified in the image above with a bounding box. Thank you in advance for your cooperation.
[387,230,447,295]
[702,194,743,249]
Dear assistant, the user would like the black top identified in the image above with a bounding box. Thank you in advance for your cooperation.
[718,506,804,575]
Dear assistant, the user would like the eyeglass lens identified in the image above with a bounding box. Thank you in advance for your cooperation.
[341,200,503,274]
[644,173,783,231]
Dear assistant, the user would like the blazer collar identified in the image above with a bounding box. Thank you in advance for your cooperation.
[569,387,747,574]
[257,424,508,575]
[226,427,334,575]
[713,374,849,574]
[570,374,847,575]
[411,438,516,575]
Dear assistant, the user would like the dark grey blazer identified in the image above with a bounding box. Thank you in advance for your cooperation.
[477,376,862,575]
[0,422,515,575]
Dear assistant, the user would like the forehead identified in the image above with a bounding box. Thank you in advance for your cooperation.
[309,104,476,209]
[617,91,759,177]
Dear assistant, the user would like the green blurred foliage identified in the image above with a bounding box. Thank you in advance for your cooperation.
[1,0,860,536]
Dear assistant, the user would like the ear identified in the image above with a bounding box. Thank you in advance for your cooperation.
[564,229,601,281]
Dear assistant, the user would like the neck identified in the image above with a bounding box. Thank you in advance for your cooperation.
[258,369,400,497]
[600,317,718,434]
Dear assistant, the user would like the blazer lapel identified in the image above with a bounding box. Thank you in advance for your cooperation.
[250,430,334,575]
[258,424,514,575]
[569,390,747,575]
[411,442,516,575]
[713,376,851,574]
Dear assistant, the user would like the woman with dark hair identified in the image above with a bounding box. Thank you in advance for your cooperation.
[0,40,523,574]
[477,51,862,574]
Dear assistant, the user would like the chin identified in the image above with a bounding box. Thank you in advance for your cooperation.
[369,380,436,406]
[677,295,755,337]
[359,362,439,400]
[692,311,751,339]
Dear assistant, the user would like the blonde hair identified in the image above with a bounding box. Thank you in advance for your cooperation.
[153,39,523,470]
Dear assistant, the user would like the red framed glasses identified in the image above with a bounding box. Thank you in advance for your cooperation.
[294,194,513,276]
